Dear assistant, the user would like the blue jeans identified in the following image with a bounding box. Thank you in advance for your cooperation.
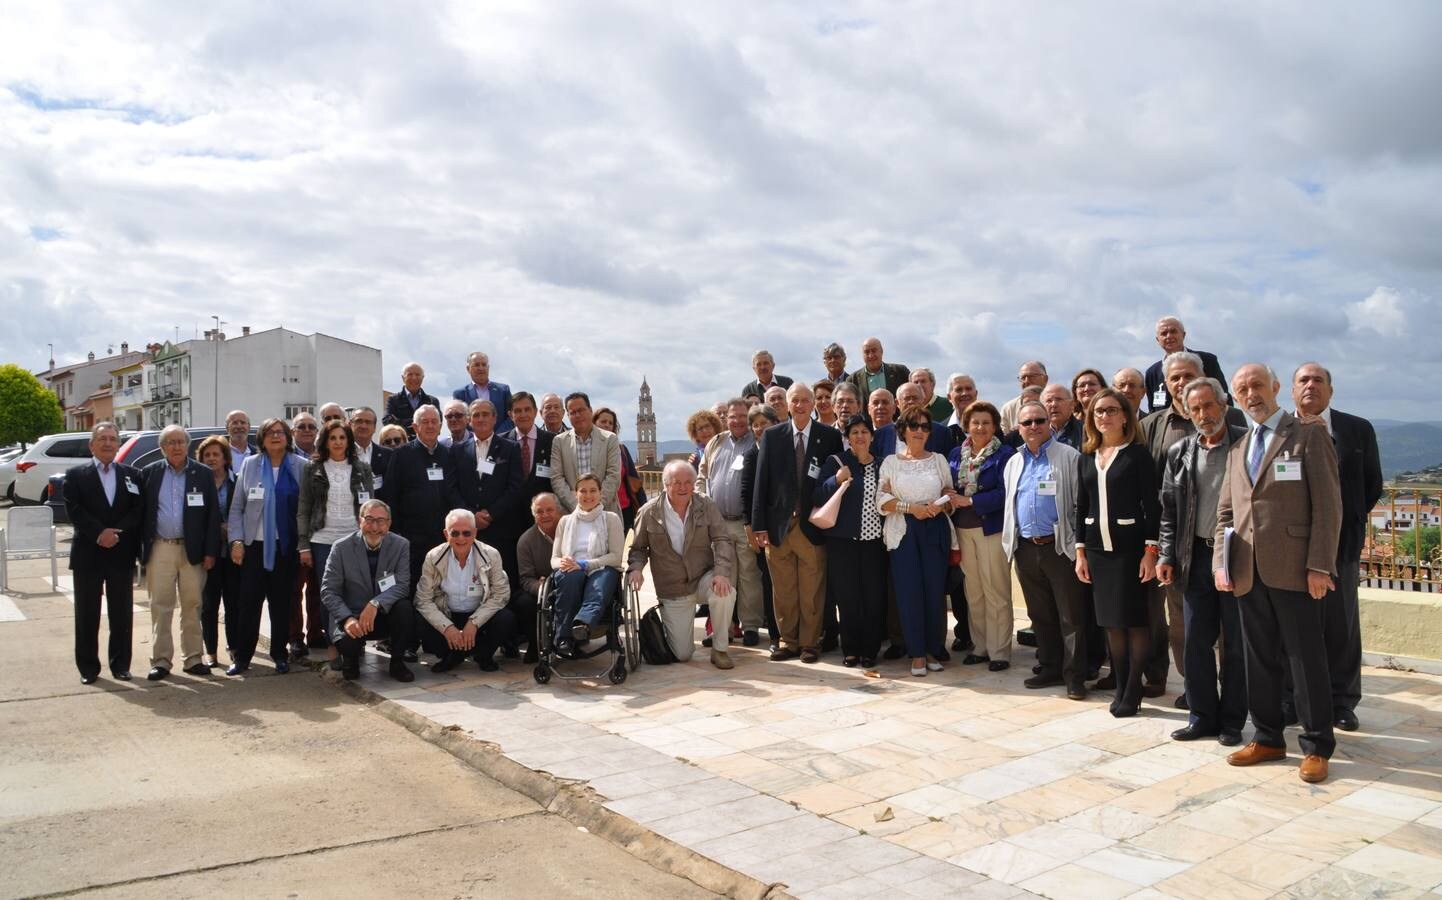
[1183,539,1247,732]
[553,567,618,642]
[889,516,950,659]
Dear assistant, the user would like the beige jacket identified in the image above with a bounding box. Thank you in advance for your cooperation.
[413,541,510,633]
[549,427,622,513]
[626,494,737,598]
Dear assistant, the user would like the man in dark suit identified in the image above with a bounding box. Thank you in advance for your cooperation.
[378,403,458,657]
[741,349,794,400]
[504,392,557,538]
[1293,362,1384,732]
[140,425,221,679]
[452,351,515,434]
[846,337,910,406]
[349,406,392,490]
[383,361,440,436]
[1144,315,1229,412]
[63,422,143,684]
[872,383,955,457]
[451,399,525,586]
[320,500,414,681]
[1215,363,1342,784]
[750,383,844,663]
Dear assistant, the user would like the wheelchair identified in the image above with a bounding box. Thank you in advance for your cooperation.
[532,570,641,685]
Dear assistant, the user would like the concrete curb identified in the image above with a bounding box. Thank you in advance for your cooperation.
[323,669,795,900]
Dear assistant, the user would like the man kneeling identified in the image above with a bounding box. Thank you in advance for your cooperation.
[321,500,415,682]
[627,461,737,668]
[415,509,516,672]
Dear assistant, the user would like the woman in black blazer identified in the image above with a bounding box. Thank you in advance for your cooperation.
[1075,389,1161,717]
[196,436,239,669]
[813,415,887,668]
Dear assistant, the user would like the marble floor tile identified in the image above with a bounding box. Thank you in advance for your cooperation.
[1337,843,1442,890]
[1057,804,1158,841]
[1125,821,1242,864]
[950,840,1063,884]
[780,782,876,816]
[1017,862,1137,900]
[943,802,1048,842]
[946,768,1035,801]
[812,833,920,875]
[886,783,984,818]
[869,854,985,891]
[1004,821,1115,862]
[885,819,996,859]
[1169,796,1293,839]
[707,793,805,830]
[1154,865,1275,900]
[710,725,791,751]
[1378,822,1442,861]
[1203,842,1327,892]
[830,800,931,838]
[1335,784,1442,822]
[1274,866,1422,900]
[1073,844,1191,886]
[798,726,889,754]
[836,767,931,800]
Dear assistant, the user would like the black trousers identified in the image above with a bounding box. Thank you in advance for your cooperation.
[201,555,241,657]
[419,608,517,663]
[506,590,538,649]
[74,566,134,678]
[333,596,417,664]
[1013,540,1088,690]
[949,566,971,648]
[1322,554,1364,713]
[235,543,298,665]
[1238,567,1336,758]
[1182,539,1247,732]
[756,549,778,640]
[827,537,887,659]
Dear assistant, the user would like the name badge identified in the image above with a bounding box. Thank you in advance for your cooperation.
[373,475,383,490]
[248,486,265,500]
[478,459,496,476]
[466,582,483,597]
[125,478,141,495]
[426,466,444,482]
[376,573,397,592]
[1152,387,1168,407]
[1037,480,1058,496]
[535,463,554,478]
[731,455,746,472]
[186,491,204,507]
[357,491,371,503]
[1274,459,1302,482]
[807,461,821,480]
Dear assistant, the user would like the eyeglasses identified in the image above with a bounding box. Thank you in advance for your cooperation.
[263,429,288,438]
[352,418,375,427]
[448,529,474,538]
[444,413,467,420]
[361,516,390,525]
[381,437,405,447]
[1018,418,1048,428]
[295,424,318,431]
[1093,406,1124,418]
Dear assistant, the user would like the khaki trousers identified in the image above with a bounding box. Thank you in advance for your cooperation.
[958,526,1013,661]
[658,569,735,661]
[766,517,826,651]
[720,519,764,631]
[147,540,206,670]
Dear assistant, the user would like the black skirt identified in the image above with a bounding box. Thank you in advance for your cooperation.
[1089,547,1149,628]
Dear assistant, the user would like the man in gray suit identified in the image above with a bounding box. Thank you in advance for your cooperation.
[1215,364,1341,783]
[550,392,622,514]
[320,499,415,682]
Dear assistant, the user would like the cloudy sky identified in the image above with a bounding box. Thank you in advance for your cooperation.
[3,2,1439,436]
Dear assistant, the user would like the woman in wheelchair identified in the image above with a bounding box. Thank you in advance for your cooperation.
[549,474,624,656]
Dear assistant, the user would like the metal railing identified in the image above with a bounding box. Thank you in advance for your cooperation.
[1362,483,1441,592]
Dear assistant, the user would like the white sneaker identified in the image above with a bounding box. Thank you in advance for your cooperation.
[911,664,926,677]
[927,661,943,672]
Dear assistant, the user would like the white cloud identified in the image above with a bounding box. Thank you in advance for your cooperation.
[1,1,1440,434]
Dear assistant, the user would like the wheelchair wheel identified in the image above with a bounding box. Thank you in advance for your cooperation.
[607,659,627,685]
[533,664,551,685]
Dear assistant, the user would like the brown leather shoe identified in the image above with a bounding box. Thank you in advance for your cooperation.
[1299,755,1329,783]
[1227,742,1287,767]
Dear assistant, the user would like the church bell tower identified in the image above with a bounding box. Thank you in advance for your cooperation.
[636,376,657,465]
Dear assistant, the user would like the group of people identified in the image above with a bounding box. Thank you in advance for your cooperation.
[66,323,1382,785]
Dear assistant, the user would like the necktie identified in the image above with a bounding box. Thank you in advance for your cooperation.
[1248,424,1268,483]
[521,434,531,473]
[794,431,806,512]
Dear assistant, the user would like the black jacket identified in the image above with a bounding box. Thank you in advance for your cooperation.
[740,375,793,399]
[1075,443,1161,555]
[1158,423,1247,579]
[140,459,222,566]
[1144,349,1229,413]
[384,388,441,434]
[1141,404,1247,493]
[379,439,458,541]
[1330,409,1384,564]
[813,451,882,541]
[359,444,392,489]
[63,461,144,571]
[450,433,525,530]
[750,420,844,545]
[509,429,556,532]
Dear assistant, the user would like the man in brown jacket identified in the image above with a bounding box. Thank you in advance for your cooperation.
[1214,364,1342,784]
[627,461,737,668]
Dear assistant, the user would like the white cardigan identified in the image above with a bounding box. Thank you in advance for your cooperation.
[550,509,625,571]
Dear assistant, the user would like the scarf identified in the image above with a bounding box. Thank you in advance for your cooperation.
[572,503,609,559]
[262,458,278,571]
[955,436,1001,496]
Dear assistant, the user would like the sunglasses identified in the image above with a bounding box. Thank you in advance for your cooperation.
[448,529,474,538]
[381,437,405,446]
[1018,418,1048,428]
[444,413,467,420]
[904,422,931,431]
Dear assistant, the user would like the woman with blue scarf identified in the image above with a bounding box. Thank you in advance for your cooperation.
[226,417,307,675]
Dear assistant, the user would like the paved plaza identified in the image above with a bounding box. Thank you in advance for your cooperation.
[347,587,1442,899]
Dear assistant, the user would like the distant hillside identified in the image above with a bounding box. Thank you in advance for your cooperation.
[624,440,695,462]
[1378,423,1442,479]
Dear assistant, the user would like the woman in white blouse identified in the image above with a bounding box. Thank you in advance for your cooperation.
[550,474,625,655]
[296,419,374,661]
[879,407,959,677]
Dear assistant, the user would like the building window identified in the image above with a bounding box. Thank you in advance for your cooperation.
[282,365,300,383]
[284,404,314,419]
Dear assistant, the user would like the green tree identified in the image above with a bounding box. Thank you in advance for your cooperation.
[0,364,64,446]
[1416,525,1439,564]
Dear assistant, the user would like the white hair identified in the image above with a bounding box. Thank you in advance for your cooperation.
[444,508,477,530]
